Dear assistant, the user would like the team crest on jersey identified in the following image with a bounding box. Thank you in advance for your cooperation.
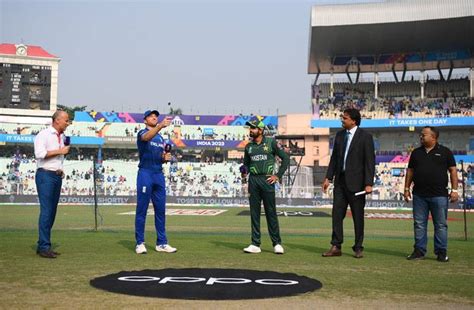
[263,145,269,152]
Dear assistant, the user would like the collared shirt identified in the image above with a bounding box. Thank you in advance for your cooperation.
[408,143,456,197]
[137,128,165,172]
[34,126,65,171]
[343,126,358,171]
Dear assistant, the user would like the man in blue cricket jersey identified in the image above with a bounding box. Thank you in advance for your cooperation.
[135,110,177,254]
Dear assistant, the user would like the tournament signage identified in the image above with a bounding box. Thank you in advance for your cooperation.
[90,268,322,299]
[74,111,278,127]
[0,194,418,208]
[311,116,473,128]
[0,134,104,145]
[178,139,247,149]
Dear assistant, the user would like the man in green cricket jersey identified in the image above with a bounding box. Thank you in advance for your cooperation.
[241,117,290,254]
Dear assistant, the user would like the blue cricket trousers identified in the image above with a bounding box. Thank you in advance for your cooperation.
[135,168,167,246]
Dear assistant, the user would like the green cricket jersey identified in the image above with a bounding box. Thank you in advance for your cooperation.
[243,136,290,179]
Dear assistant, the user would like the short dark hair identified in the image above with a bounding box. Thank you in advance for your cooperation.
[343,108,361,126]
[423,126,439,139]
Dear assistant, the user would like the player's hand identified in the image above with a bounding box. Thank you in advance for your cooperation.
[266,175,279,184]
[160,116,172,128]
[404,189,411,202]
[449,191,459,203]
[60,146,70,155]
[364,185,373,194]
[162,152,172,162]
[322,178,330,193]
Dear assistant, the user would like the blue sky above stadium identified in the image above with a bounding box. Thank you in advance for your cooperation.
[2,0,390,115]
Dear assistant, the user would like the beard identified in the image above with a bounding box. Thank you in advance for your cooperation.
[249,131,259,138]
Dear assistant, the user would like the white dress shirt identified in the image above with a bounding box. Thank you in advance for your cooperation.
[343,126,358,171]
[34,126,65,171]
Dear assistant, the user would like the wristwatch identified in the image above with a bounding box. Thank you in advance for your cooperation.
[404,188,410,191]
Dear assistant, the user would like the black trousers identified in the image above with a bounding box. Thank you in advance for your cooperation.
[331,173,366,251]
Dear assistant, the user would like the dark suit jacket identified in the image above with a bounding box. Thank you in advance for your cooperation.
[326,127,375,192]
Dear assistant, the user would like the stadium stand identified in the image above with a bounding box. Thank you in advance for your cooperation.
[1,153,470,201]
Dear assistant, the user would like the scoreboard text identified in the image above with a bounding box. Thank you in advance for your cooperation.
[0,63,52,110]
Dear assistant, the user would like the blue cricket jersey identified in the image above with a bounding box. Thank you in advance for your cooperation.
[137,128,165,172]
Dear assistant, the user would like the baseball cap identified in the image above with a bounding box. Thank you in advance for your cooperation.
[245,117,265,129]
[143,110,160,119]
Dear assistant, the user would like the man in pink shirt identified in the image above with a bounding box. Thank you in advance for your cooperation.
[34,110,70,258]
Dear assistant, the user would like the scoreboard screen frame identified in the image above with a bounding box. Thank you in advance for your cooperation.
[0,62,52,111]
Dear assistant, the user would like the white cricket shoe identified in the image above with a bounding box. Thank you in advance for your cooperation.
[135,243,147,254]
[243,244,261,254]
[274,244,284,254]
[156,244,177,253]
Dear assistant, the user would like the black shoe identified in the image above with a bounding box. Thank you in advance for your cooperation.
[407,249,425,260]
[436,252,449,262]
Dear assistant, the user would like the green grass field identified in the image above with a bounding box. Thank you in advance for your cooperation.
[0,204,473,309]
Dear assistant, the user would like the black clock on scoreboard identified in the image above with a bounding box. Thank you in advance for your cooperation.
[0,62,52,110]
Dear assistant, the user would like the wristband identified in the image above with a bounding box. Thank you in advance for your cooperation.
[451,189,458,193]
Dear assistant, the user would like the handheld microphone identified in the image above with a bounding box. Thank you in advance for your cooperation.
[164,143,172,153]
[64,136,71,146]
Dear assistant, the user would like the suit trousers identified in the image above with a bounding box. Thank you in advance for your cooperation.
[331,173,366,251]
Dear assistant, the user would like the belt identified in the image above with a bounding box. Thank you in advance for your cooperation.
[37,168,63,176]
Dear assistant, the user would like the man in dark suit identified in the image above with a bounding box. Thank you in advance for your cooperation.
[322,108,375,258]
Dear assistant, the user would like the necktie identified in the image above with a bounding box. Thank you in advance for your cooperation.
[56,132,61,144]
[343,131,350,153]
[342,131,350,171]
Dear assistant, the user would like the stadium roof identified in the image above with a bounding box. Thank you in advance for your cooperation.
[0,43,59,59]
[308,0,474,74]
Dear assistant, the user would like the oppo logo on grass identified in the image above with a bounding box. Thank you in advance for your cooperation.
[91,268,322,299]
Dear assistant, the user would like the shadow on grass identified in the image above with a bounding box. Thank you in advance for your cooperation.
[211,240,245,251]
[363,247,407,258]
[118,240,136,253]
[284,242,328,254]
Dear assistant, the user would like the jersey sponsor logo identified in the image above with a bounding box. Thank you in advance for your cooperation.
[150,141,164,148]
[251,154,268,161]
[90,268,322,299]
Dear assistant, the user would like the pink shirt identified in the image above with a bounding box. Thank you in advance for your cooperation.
[34,126,65,171]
